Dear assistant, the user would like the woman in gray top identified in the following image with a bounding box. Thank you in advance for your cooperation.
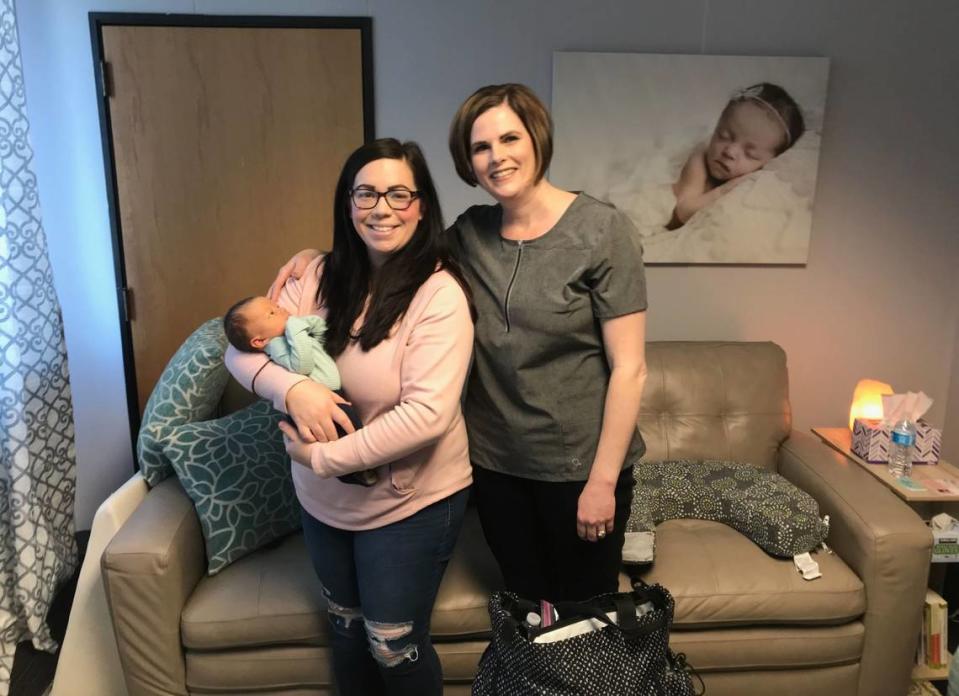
[446,84,648,601]
[270,84,648,602]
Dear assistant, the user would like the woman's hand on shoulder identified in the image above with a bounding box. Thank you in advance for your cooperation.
[268,248,322,302]
[284,380,356,443]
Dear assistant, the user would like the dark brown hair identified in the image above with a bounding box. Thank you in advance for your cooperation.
[223,297,258,352]
[448,83,553,187]
[318,138,475,357]
[726,82,806,155]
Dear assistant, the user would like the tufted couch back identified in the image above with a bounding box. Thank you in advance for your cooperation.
[218,340,792,471]
[638,341,791,470]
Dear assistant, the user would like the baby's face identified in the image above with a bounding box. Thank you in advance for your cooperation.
[705,101,785,181]
[245,297,289,342]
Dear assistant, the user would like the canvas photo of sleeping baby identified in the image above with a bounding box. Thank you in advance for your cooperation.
[550,53,830,264]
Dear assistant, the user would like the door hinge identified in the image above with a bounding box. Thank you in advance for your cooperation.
[99,60,112,99]
[119,286,133,322]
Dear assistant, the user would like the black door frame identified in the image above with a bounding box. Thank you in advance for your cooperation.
[88,12,374,464]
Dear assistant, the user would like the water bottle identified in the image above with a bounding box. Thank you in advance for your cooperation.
[888,418,916,478]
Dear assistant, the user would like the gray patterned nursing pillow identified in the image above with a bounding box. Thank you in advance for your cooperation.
[624,460,828,565]
[163,399,301,574]
[137,318,229,486]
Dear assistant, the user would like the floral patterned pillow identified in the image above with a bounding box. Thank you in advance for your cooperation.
[137,318,229,486]
[624,460,828,565]
[163,399,300,574]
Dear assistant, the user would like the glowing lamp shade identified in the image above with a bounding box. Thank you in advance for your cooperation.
[849,379,894,430]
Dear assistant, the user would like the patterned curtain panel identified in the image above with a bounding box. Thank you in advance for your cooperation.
[0,0,78,691]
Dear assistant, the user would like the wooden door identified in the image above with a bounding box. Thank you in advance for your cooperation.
[95,17,371,424]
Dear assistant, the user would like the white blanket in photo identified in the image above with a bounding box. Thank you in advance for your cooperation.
[605,131,820,264]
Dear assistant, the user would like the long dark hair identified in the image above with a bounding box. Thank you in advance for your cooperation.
[318,138,474,357]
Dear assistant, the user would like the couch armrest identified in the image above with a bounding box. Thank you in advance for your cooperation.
[779,430,931,696]
[101,476,205,696]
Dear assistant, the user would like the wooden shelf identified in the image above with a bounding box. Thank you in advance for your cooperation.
[913,652,950,681]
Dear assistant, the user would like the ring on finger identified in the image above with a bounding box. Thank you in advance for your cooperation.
[597,529,606,538]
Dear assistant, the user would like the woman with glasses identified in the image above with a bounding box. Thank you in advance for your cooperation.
[273,84,648,604]
[226,138,475,696]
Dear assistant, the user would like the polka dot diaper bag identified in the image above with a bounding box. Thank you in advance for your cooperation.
[473,581,700,696]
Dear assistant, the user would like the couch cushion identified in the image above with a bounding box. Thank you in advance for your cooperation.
[635,519,864,628]
[185,641,489,692]
[137,318,229,486]
[182,533,324,651]
[668,623,864,672]
[164,399,301,575]
[638,342,791,470]
[186,645,334,693]
[182,506,501,651]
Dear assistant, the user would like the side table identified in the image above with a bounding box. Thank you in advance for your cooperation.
[813,427,959,503]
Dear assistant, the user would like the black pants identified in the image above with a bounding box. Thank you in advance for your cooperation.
[472,465,635,603]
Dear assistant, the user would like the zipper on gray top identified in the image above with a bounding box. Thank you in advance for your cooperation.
[503,240,524,332]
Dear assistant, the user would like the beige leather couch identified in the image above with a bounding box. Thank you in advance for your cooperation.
[102,341,932,696]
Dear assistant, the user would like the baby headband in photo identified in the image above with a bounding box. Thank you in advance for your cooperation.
[732,85,792,147]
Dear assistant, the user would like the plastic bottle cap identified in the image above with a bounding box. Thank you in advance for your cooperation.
[525,612,541,627]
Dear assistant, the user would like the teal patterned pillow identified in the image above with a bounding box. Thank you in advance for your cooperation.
[624,460,829,565]
[163,399,301,575]
[137,319,229,486]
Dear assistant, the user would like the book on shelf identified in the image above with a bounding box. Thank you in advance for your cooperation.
[918,588,948,669]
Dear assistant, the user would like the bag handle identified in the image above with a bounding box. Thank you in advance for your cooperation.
[612,594,640,633]
[553,593,664,638]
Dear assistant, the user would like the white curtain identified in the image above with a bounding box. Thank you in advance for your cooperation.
[0,0,78,692]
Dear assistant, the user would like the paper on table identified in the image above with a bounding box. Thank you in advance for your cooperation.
[927,480,959,495]
[897,477,926,492]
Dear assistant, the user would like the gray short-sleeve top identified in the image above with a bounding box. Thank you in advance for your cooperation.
[450,193,647,482]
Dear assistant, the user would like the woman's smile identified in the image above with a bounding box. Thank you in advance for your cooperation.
[350,158,423,266]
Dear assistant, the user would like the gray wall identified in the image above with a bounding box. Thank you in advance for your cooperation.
[19,0,959,528]
[946,332,959,462]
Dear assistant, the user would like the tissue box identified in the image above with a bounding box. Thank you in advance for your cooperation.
[851,418,942,464]
[931,515,959,562]
[932,528,959,562]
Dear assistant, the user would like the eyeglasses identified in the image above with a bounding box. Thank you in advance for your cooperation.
[350,187,420,211]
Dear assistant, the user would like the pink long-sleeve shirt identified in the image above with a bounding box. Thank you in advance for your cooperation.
[225,257,474,529]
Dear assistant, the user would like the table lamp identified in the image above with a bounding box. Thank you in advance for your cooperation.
[848,378,893,430]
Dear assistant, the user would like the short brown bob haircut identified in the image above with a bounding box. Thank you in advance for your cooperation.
[448,83,553,187]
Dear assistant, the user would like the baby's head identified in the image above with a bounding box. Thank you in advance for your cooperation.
[705,83,805,182]
[224,296,289,352]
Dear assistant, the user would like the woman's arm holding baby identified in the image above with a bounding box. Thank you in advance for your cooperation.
[226,257,355,443]
[280,281,473,478]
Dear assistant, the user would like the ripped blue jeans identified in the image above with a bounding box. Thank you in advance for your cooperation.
[300,487,468,696]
